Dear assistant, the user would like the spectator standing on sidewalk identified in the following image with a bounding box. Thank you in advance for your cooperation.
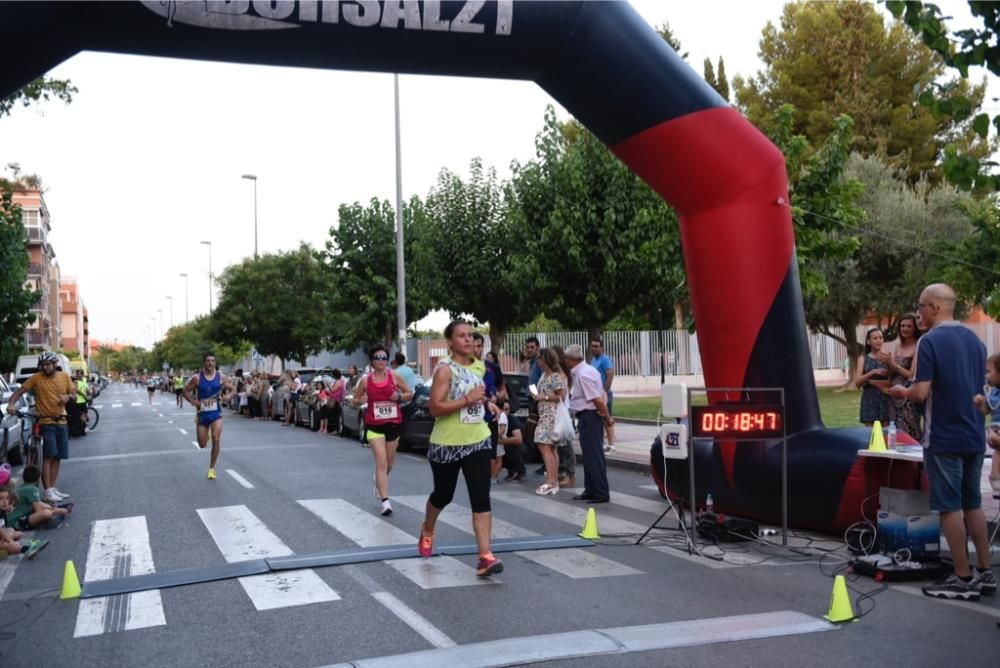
[589,338,616,454]
[550,345,576,488]
[564,344,612,504]
[889,283,994,601]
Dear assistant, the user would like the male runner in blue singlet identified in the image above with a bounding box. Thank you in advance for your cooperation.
[182,352,236,480]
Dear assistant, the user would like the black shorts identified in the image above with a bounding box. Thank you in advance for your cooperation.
[174,389,182,396]
[147,387,155,393]
[366,422,401,443]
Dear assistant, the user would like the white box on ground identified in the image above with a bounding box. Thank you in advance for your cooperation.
[660,423,688,460]
[661,383,688,418]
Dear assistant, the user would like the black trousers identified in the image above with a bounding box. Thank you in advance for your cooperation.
[577,410,608,498]
[67,401,86,437]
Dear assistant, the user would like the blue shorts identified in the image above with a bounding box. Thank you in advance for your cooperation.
[41,424,69,460]
[197,411,222,428]
[606,391,614,414]
[925,450,983,512]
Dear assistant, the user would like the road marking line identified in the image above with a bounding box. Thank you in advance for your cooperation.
[193,441,200,449]
[372,591,456,649]
[168,420,173,424]
[197,505,339,611]
[94,405,103,409]
[111,403,122,408]
[299,499,494,589]
[178,428,187,435]
[320,610,833,668]
[226,469,254,489]
[395,495,642,579]
[130,402,142,406]
[563,488,668,515]
[74,516,166,638]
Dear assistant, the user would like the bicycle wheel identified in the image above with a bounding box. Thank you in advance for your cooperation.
[87,406,100,431]
[23,434,43,470]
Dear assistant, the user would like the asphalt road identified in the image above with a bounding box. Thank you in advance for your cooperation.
[1,384,998,667]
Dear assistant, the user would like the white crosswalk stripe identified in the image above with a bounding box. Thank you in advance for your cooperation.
[197,505,340,611]
[299,498,496,589]
[394,495,643,579]
[74,516,166,638]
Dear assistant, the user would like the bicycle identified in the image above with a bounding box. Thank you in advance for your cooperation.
[85,400,100,432]
[14,410,66,471]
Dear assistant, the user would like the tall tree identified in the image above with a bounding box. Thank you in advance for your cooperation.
[323,197,432,351]
[0,184,39,371]
[211,245,332,365]
[655,21,687,59]
[0,76,77,118]
[509,107,685,341]
[734,0,992,181]
[418,159,538,351]
[940,198,1000,318]
[715,57,730,102]
[888,1,1000,193]
[152,316,245,372]
[703,58,717,90]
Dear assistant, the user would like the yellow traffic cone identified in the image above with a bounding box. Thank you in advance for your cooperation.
[60,560,81,600]
[823,575,856,623]
[579,508,600,540]
[868,420,887,451]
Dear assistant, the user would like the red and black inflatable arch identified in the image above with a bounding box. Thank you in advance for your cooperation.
[1,1,911,530]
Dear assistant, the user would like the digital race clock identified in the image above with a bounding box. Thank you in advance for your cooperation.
[690,404,785,439]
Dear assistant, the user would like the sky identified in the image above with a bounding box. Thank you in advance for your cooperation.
[0,0,990,350]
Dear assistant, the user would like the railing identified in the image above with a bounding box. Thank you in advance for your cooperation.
[27,262,43,276]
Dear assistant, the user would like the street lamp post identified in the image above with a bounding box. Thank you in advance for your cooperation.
[166,296,173,328]
[157,309,163,338]
[241,174,258,259]
[151,316,157,343]
[200,240,213,313]
[179,273,189,323]
[393,73,407,351]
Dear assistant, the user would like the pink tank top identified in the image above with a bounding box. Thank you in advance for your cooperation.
[364,372,401,425]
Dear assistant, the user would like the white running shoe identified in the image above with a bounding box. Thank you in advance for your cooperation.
[43,489,62,503]
[381,499,393,516]
[51,488,70,500]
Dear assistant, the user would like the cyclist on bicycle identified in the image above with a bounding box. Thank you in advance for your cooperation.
[5,351,75,503]
[182,352,236,480]
[69,369,89,438]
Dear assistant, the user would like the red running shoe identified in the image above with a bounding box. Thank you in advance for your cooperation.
[476,552,503,577]
[418,525,434,558]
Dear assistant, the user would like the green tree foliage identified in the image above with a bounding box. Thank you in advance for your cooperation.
[735,0,992,181]
[887,0,1000,192]
[939,199,1000,317]
[703,58,717,90]
[716,57,730,102]
[323,198,432,351]
[508,108,685,340]
[108,345,154,376]
[805,153,974,384]
[655,21,687,59]
[0,76,77,118]
[0,184,39,372]
[151,316,245,372]
[210,245,331,365]
[418,159,538,351]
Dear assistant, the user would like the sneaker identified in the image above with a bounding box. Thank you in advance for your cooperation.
[43,489,61,503]
[25,538,49,560]
[603,445,616,454]
[922,573,981,601]
[207,468,217,480]
[973,568,997,595]
[476,552,503,577]
[418,525,434,558]
[381,499,393,516]
[50,488,69,500]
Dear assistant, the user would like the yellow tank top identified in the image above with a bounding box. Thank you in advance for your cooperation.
[428,357,490,446]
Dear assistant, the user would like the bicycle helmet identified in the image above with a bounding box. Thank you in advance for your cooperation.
[38,351,59,365]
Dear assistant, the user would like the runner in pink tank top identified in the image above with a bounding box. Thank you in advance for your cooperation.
[350,345,413,516]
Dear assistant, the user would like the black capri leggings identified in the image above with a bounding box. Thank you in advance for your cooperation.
[428,448,493,513]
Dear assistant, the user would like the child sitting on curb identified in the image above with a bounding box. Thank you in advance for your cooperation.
[7,466,72,531]
[0,486,49,559]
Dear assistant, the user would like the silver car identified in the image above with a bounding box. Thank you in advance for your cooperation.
[0,376,29,465]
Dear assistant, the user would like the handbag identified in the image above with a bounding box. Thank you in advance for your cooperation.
[553,400,575,443]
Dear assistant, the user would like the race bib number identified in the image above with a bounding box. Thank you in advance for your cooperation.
[460,403,484,424]
[201,398,218,411]
[374,401,399,420]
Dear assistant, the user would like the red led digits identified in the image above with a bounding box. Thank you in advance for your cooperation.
[691,406,784,438]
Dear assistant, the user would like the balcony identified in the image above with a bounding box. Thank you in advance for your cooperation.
[26,330,50,345]
[25,226,46,243]
[27,262,43,277]
[31,297,48,312]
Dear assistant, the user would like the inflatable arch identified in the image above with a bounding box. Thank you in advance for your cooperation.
[0,1,914,530]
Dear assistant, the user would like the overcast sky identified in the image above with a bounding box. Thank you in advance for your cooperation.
[0,0,990,349]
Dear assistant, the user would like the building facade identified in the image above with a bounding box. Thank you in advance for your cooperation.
[60,277,89,362]
[15,188,61,353]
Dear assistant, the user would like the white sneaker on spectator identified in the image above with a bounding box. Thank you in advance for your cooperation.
[51,488,69,500]
[603,445,616,454]
[43,489,62,503]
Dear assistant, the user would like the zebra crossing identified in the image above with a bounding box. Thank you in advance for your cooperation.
[0,486,750,639]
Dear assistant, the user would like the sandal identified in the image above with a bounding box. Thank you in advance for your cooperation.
[535,483,560,496]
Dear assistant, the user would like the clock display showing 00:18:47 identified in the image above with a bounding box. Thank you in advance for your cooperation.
[690,405,785,438]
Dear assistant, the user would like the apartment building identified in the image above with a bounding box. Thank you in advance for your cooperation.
[15,187,61,352]
[60,277,89,361]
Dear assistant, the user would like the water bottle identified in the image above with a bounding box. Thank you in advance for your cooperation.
[887,421,897,449]
[705,493,714,514]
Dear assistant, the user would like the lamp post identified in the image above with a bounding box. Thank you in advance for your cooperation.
[166,296,173,328]
[179,273,189,323]
[393,73,407,351]
[241,174,258,259]
[151,316,157,343]
[157,309,163,338]
[200,240,213,313]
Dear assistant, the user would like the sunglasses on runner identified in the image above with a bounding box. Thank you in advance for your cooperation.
[371,355,388,361]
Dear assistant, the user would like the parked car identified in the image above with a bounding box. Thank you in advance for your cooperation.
[399,379,433,451]
[271,368,319,421]
[0,375,29,466]
[337,374,366,441]
[294,373,337,431]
